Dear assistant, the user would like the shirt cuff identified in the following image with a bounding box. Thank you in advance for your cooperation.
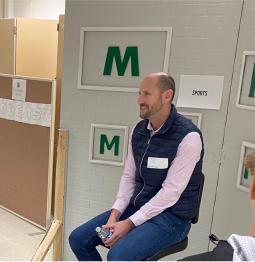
[112,200,128,215]
[129,210,148,226]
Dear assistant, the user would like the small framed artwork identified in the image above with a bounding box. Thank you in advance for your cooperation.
[89,124,129,166]
[78,26,172,92]
[236,141,255,192]
[236,51,255,110]
[179,112,202,129]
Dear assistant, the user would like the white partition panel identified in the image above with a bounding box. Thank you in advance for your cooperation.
[211,0,255,240]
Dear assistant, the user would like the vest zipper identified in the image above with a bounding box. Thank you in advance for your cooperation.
[133,137,152,207]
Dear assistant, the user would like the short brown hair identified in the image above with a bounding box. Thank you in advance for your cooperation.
[157,74,175,99]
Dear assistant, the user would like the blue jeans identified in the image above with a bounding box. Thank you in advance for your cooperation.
[69,204,191,261]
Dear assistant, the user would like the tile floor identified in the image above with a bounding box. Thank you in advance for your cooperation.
[0,207,52,261]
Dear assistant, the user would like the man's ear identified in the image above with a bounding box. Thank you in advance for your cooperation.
[164,89,174,103]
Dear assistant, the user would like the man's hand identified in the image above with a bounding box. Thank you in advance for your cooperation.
[103,219,135,247]
[106,209,121,225]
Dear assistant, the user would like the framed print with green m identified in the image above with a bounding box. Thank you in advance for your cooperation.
[77,27,172,92]
[89,124,129,166]
[236,51,255,110]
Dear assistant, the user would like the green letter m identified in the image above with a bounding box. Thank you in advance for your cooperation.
[249,63,255,98]
[103,46,139,76]
[100,134,120,156]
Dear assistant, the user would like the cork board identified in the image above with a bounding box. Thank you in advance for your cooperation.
[0,75,54,228]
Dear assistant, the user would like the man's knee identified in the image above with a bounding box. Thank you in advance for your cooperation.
[107,245,138,261]
[107,247,124,261]
[69,228,81,251]
[107,247,126,261]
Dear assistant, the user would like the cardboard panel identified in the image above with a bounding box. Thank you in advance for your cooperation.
[0,0,4,18]
[0,75,53,228]
[0,19,15,74]
[16,18,58,79]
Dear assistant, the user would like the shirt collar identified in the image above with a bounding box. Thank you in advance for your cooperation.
[147,121,164,135]
[137,105,177,136]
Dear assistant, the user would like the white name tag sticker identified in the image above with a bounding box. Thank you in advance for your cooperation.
[147,157,168,169]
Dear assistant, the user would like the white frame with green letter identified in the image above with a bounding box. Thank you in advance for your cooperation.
[78,26,172,92]
[89,123,129,166]
[236,51,255,111]
[179,112,202,129]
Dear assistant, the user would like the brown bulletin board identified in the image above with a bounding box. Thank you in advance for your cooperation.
[0,74,55,228]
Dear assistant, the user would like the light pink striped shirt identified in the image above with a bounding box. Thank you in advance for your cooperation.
[112,123,202,226]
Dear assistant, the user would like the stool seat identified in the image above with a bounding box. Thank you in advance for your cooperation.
[145,237,188,261]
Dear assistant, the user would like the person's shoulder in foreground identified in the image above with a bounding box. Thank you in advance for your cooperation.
[180,152,255,261]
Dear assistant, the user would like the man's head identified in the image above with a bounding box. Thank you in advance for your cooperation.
[137,72,175,121]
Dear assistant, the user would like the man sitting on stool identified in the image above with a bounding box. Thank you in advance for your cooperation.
[69,72,204,261]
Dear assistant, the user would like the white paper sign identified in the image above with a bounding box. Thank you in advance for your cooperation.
[176,75,224,110]
[12,79,27,101]
[0,98,51,127]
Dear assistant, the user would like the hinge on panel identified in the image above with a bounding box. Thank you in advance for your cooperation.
[13,25,17,35]
[57,23,59,32]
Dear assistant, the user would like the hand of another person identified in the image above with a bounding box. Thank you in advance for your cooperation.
[103,219,135,247]
[245,153,255,214]
[249,175,255,217]
[244,152,255,235]
[249,176,255,236]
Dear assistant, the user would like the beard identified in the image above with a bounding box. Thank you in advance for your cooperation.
[139,102,163,119]
[139,105,150,119]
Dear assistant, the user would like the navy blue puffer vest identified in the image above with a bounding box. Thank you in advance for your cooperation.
[130,105,204,220]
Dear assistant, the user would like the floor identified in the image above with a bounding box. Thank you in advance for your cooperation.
[0,207,52,261]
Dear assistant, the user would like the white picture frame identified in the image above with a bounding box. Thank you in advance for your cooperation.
[236,51,255,111]
[236,141,255,192]
[89,123,129,166]
[78,26,172,92]
[179,112,202,129]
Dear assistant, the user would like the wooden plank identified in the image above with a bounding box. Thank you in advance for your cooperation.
[53,129,68,261]
[31,129,68,261]
[31,219,61,261]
